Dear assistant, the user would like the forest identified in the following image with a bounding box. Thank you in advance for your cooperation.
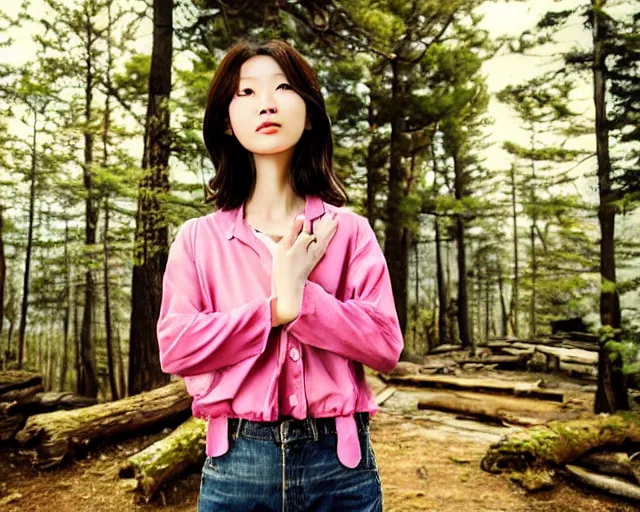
[0,0,639,511]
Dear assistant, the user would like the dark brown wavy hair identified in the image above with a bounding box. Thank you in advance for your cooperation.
[202,39,348,211]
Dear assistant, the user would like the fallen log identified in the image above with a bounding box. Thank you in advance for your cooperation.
[484,342,514,350]
[382,374,565,402]
[387,361,423,376]
[535,345,598,366]
[481,412,640,478]
[500,347,535,356]
[576,451,640,484]
[417,394,545,427]
[0,371,43,395]
[560,341,599,352]
[3,391,97,416]
[457,354,532,370]
[119,416,206,503]
[564,464,640,502]
[0,383,44,403]
[0,412,25,442]
[15,380,191,468]
[506,338,558,346]
[560,362,597,379]
[429,344,465,355]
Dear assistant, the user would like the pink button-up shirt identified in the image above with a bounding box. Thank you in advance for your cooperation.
[156,194,403,468]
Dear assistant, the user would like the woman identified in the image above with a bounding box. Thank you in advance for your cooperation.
[156,39,403,512]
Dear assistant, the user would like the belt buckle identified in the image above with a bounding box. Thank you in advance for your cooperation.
[277,417,296,445]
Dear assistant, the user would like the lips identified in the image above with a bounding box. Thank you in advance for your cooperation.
[256,122,281,132]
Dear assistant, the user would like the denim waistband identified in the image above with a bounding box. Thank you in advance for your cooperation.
[227,412,369,446]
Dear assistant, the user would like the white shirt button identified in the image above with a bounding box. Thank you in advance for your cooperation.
[289,394,298,407]
[289,347,300,361]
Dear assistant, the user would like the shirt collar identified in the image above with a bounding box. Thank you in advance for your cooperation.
[219,194,325,241]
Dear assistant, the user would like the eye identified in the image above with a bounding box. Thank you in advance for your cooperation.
[277,83,293,90]
[237,88,253,96]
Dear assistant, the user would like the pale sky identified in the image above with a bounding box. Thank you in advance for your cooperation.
[0,0,635,225]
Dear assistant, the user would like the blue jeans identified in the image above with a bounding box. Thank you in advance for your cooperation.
[197,412,383,511]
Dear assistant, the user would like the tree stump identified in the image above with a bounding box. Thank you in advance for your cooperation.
[119,416,206,502]
[15,380,191,468]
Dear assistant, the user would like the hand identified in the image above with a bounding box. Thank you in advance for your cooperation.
[272,211,339,325]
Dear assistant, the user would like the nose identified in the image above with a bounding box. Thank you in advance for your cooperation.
[260,106,277,115]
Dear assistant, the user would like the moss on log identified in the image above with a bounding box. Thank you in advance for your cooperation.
[481,412,640,476]
[15,380,191,468]
[119,416,206,502]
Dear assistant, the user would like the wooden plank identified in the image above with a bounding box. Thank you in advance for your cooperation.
[375,387,397,406]
[429,344,465,355]
[535,345,598,365]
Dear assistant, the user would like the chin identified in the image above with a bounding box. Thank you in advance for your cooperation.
[249,142,299,155]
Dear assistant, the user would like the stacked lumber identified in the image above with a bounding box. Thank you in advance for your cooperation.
[478,335,599,378]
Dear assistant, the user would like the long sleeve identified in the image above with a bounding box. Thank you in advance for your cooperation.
[157,218,276,377]
[284,217,404,373]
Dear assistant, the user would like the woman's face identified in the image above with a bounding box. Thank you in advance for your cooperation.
[228,55,309,156]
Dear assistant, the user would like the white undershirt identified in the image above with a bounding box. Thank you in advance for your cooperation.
[252,227,277,253]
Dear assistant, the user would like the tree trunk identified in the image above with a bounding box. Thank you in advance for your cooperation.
[60,220,70,392]
[128,0,174,395]
[509,164,519,337]
[432,143,450,347]
[384,58,409,357]
[119,416,206,502]
[592,0,628,413]
[365,92,379,227]
[412,238,419,351]
[14,380,190,468]
[453,153,472,349]
[0,207,5,350]
[103,200,118,401]
[116,327,126,397]
[102,12,119,400]
[17,115,38,370]
[79,6,99,399]
[497,260,508,337]
[74,283,81,395]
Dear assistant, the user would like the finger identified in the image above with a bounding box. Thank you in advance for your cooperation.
[302,217,312,235]
[291,230,315,252]
[285,214,305,247]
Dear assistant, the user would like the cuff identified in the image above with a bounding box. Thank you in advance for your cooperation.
[284,280,318,332]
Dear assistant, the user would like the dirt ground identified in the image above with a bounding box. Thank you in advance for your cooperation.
[1,371,639,512]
